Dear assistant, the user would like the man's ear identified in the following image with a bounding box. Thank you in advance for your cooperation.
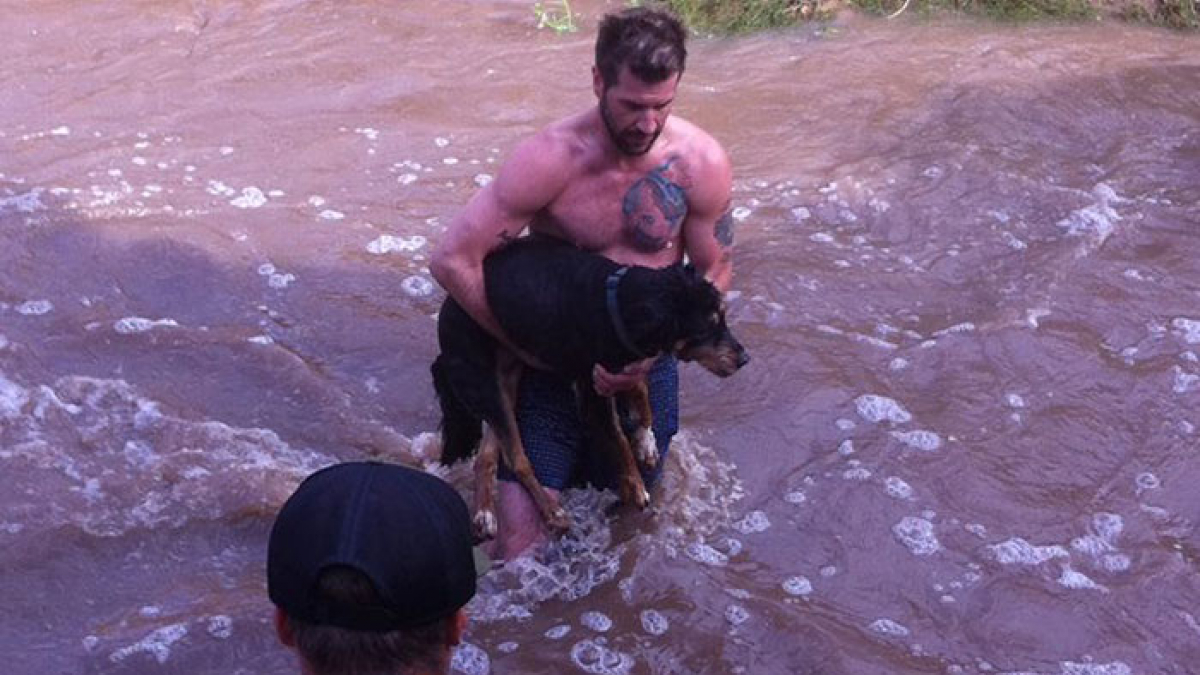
[446,609,468,647]
[274,607,296,647]
[593,65,605,100]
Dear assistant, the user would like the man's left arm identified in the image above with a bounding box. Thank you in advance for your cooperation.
[682,142,734,292]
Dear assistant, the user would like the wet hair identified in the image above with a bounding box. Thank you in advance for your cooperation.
[285,566,450,675]
[595,6,687,88]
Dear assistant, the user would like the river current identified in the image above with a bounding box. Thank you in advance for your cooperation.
[2,1,1199,674]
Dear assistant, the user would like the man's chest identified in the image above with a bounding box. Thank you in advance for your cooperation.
[536,155,695,255]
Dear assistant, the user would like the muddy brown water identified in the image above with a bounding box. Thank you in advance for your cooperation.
[2,1,1199,674]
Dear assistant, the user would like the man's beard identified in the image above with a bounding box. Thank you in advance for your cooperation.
[600,96,661,157]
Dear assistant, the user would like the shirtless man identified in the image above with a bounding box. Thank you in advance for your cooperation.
[430,7,735,560]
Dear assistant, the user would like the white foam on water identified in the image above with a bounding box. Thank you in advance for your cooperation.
[792,206,811,221]
[205,615,233,639]
[248,335,274,345]
[835,418,856,431]
[1001,231,1028,250]
[570,638,633,675]
[0,375,30,418]
[784,489,807,505]
[1060,661,1131,675]
[837,439,855,456]
[869,618,910,637]
[732,206,752,221]
[890,430,942,451]
[3,375,334,536]
[1100,553,1131,572]
[733,510,771,534]
[367,234,427,255]
[469,434,742,624]
[206,180,235,197]
[853,333,899,350]
[933,322,976,337]
[0,334,8,350]
[1057,183,1124,251]
[435,136,451,148]
[724,604,749,626]
[1135,472,1160,493]
[1006,393,1026,408]
[450,641,490,675]
[782,576,813,597]
[401,275,435,297]
[580,611,612,632]
[497,642,518,654]
[685,541,729,566]
[16,299,53,315]
[230,187,267,209]
[640,609,669,636]
[1173,317,1200,344]
[545,625,571,640]
[319,209,345,220]
[855,394,912,424]
[109,623,188,664]
[0,187,46,214]
[843,466,872,481]
[467,489,623,621]
[114,317,180,334]
[1057,564,1105,592]
[268,272,296,289]
[884,476,913,500]
[988,538,1069,565]
[1172,366,1198,394]
[893,517,940,556]
[890,357,909,371]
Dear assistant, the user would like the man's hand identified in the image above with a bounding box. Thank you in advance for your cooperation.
[592,358,656,397]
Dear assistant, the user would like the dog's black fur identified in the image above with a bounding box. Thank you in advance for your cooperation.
[432,235,748,537]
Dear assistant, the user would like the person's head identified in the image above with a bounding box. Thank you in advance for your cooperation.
[268,461,483,675]
[592,6,688,156]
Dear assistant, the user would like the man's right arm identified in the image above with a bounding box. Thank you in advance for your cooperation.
[430,133,568,359]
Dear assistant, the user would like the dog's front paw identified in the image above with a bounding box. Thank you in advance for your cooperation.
[473,509,498,542]
[634,429,658,469]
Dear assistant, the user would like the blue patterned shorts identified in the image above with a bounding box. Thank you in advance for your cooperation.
[498,355,679,491]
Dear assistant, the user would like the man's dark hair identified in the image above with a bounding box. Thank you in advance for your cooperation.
[285,566,449,675]
[595,6,687,87]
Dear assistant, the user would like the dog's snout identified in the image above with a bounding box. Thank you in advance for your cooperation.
[735,346,750,369]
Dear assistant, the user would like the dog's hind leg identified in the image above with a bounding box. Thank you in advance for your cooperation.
[582,385,650,510]
[622,382,658,471]
[495,351,571,536]
[472,427,501,542]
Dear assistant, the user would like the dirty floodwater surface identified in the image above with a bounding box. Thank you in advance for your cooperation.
[2,1,1199,674]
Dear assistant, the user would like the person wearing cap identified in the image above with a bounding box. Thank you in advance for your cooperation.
[268,461,486,675]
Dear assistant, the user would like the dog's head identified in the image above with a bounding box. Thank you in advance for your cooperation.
[668,264,749,377]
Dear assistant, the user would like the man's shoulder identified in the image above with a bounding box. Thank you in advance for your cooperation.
[527,112,595,159]
[668,116,729,173]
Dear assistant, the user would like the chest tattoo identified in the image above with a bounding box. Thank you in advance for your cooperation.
[622,156,690,252]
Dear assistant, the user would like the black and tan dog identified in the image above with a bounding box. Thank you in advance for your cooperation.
[432,236,748,541]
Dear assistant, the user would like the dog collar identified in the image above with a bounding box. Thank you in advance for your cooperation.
[605,267,648,360]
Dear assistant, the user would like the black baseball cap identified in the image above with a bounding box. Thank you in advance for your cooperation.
[268,461,486,631]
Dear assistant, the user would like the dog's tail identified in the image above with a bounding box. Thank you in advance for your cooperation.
[432,355,483,464]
